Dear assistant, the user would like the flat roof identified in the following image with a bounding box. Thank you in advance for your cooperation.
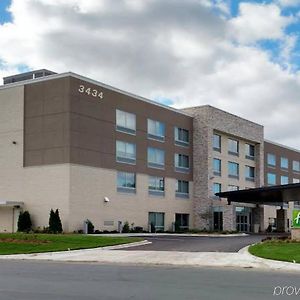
[1,71,192,117]
[216,183,300,206]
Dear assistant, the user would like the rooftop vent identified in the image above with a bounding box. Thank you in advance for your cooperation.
[3,69,57,85]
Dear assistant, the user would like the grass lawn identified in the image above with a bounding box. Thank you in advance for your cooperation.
[249,241,300,263]
[0,233,143,255]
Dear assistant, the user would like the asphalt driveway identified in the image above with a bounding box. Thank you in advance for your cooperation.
[122,234,267,252]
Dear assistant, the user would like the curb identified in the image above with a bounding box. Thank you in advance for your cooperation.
[101,240,152,250]
[91,233,248,238]
[0,240,151,259]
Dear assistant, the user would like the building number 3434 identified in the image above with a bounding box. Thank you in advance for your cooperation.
[78,84,104,99]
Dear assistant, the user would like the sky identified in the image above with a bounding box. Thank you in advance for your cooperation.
[0,0,300,148]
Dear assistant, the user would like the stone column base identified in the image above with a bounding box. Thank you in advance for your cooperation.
[291,228,300,241]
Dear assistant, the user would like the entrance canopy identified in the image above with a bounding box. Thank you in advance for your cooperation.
[216,183,300,206]
[0,200,24,207]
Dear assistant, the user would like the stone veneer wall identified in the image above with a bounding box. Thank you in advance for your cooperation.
[182,105,264,230]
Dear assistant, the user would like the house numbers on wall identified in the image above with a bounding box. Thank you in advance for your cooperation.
[78,84,104,99]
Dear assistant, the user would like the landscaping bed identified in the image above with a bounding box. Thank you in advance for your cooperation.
[249,240,300,263]
[0,233,142,255]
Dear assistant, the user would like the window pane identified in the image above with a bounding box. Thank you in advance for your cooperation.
[149,176,164,191]
[213,134,221,150]
[281,175,289,185]
[267,173,276,185]
[213,158,221,173]
[116,141,136,162]
[267,153,276,166]
[213,183,221,194]
[117,172,126,187]
[245,166,255,178]
[116,109,136,132]
[246,144,255,157]
[293,178,300,183]
[148,119,165,138]
[148,119,156,135]
[228,162,239,176]
[175,154,189,168]
[117,172,135,188]
[116,110,126,127]
[177,180,189,194]
[148,147,165,167]
[293,161,300,172]
[175,127,189,144]
[228,139,239,153]
[281,157,288,169]
[126,113,136,130]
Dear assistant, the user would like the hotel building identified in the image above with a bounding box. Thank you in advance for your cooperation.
[0,70,298,233]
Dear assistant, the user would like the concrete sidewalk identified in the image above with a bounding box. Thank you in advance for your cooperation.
[0,241,300,272]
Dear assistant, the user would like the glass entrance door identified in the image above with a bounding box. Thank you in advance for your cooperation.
[213,211,223,231]
[236,207,252,232]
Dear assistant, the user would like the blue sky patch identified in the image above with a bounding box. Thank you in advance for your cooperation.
[0,0,12,24]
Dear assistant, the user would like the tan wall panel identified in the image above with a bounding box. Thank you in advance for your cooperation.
[69,165,193,232]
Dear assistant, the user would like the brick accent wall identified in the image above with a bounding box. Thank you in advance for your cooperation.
[182,105,264,230]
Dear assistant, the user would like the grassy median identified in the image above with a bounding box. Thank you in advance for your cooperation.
[0,233,142,255]
[249,240,300,263]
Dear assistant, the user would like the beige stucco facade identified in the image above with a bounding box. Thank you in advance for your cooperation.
[69,164,193,231]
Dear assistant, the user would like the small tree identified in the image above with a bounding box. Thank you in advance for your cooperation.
[17,211,32,232]
[49,209,63,234]
[49,209,56,233]
[55,209,63,233]
[86,219,94,234]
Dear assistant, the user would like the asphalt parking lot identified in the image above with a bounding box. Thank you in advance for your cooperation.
[122,234,267,252]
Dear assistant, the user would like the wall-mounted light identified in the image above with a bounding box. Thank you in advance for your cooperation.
[104,197,110,203]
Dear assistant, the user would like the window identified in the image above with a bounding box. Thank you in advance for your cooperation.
[267,153,276,167]
[293,178,300,183]
[228,185,239,191]
[117,172,136,193]
[245,144,255,160]
[148,119,165,141]
[176,180,189,198]
[281,157,288,169]
[281,175,289,185]
[149,212,165,231]
[116,141,136,164]
[116,109,136,134]
[175,153,189,173]
[228,139,239,155]
[147,147,165,169]
[267,173,276,185]
[213,183,221,195]
[228,162,239,178]
[213,158,221,176]
[213,134,221,152]
[175,214,189,230]
[174,127,189,146]
[148,176,165,196]
[293,160,300,172]
[245,166,255,181]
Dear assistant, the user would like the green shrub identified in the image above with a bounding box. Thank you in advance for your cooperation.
[49,209,63,234]
[122,221,130,233]
[17,211,32,232]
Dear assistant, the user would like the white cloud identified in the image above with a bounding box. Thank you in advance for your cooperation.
[228,3,294,43]
[1,0,300,148]
[277,0,300,7]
